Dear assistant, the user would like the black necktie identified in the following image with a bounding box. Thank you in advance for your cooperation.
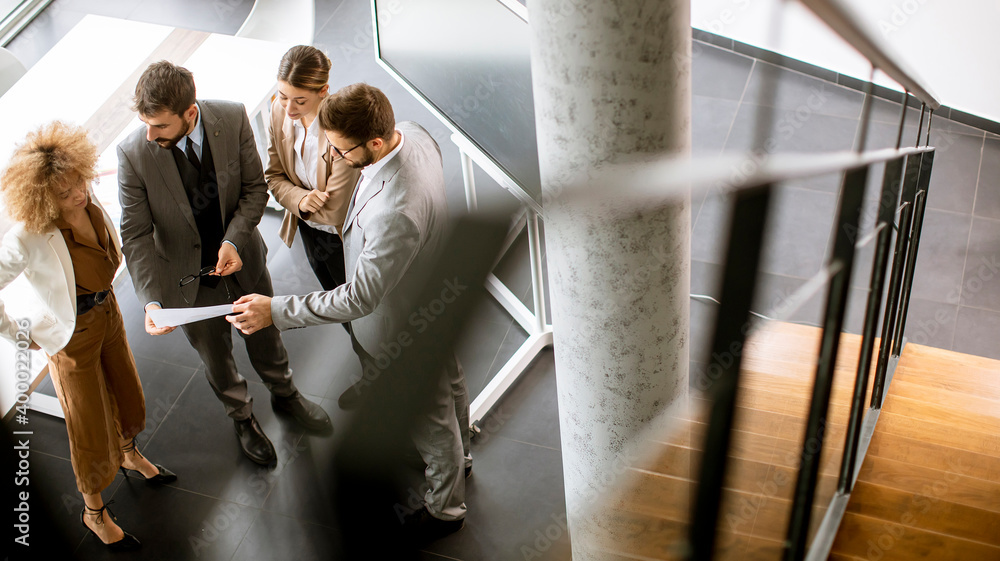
[185,138,201,171]
[171,145,198,198]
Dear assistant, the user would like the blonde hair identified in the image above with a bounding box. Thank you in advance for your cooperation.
[1,121,98,234]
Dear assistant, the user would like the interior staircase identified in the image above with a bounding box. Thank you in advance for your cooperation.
[599,321,1000,560]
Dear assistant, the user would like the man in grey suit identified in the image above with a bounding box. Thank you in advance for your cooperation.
[117,61,331,467]
[229,83,470,540]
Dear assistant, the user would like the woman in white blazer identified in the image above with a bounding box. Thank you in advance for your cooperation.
[0,122,174,551]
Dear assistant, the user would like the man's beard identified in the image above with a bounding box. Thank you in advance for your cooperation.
[347,147,376,169]
[154,115,193,149]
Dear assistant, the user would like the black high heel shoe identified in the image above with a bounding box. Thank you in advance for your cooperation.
[119,438,177,484]
[81,500,141,551]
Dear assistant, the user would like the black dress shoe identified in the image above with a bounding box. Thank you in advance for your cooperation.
[337,379,368,410]
[234,415,276,465]
[271,392,332,433]
[402,506,464,545]
[81,501,141,551]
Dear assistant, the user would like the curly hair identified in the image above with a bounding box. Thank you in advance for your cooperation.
[1,121,98,234]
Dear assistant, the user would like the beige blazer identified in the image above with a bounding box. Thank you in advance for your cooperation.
[0,192,121,355]
[264,97,360,246]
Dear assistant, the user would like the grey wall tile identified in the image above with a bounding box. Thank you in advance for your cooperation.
[691,40,754,101]
[973,137,1000,220]
[690,258,723,298]
[911,209,971,305]
[869,97,923,126]
[759,186,837,279]
[901,297,958,351]
[952,306,1000,361]
[959,216,1000,312]
[925,131,983,214]
[741,61,864,120]
[723,102,859,154]
[691,191,729,264]
[692,95,740,155]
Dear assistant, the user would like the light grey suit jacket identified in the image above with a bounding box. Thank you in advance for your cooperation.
[271,122,449,355]
[117,100,270,308]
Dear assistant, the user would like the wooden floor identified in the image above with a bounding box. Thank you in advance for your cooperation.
[829,342,1000,560]
[597,321,1000,560]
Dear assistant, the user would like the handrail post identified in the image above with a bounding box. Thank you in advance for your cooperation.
[783,164,870,560]
[837,157,905,493]
[689,184,773,561]
[871,151,920,407]
[892,149,935,353]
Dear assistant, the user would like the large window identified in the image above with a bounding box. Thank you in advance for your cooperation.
[1,0,52,46]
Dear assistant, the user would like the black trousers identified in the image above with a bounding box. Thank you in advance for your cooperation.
[179,272,294,420]
[297,220,346,290]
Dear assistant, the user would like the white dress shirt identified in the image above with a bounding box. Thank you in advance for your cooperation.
[356,131,405,204]
[176,108,203,160]
[292,116,342,235]
[292,116,319,191]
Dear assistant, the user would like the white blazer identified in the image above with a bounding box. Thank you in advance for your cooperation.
[0,194,121,356]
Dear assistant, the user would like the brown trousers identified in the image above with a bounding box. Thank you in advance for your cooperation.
[47,292,145,494]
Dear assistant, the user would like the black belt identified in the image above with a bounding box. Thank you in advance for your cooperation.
[77,289,110,315]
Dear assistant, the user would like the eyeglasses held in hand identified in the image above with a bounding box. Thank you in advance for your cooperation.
[179,266,216,287]
[179,267,233,306]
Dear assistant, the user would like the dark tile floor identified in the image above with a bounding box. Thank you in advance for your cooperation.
[6,1,1000,560]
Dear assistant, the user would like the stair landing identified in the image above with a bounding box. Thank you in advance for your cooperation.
[596,321,1000,560]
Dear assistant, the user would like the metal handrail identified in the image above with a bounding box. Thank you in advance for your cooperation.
[551,146,934,211]
[799,0,940,109]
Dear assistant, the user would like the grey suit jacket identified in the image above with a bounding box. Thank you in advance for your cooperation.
[118,99,270,308]
[271,122,449,355]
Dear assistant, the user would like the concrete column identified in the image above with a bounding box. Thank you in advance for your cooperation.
[527,1,692,558]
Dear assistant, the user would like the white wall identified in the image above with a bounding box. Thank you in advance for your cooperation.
[692,0,1000,123]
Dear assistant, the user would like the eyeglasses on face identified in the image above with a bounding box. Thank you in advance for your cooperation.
[325,140,365,164]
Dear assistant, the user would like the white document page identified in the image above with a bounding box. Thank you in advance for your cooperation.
[148,304,234,328]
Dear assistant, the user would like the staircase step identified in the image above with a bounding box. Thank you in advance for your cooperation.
[865,431,1000,482]
[831,512,1000,560]
[876,410,1000,457]
[846,480,1000,546]
[854,455,1000,514]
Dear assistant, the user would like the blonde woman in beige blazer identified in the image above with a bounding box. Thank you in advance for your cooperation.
[266,45,360,291]
[0,122,175,552]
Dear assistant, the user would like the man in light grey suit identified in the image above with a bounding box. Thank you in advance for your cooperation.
[229,83,470,541]
[117,61,331,467]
